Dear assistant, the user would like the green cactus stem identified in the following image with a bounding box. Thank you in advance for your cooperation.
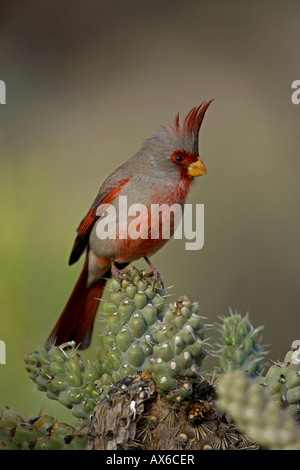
[257,349,300,421]
[217,369,300,450]
[151,296,207,402]
[217,310,266,376]
[0,407,87,450]
[24,344,101,424]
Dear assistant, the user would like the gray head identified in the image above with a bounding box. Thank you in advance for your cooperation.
[134,101,213,179]
[106,101,213,183]
[147,100,213,154]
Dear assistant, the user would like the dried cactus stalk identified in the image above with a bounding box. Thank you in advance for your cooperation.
[87,372,254,450]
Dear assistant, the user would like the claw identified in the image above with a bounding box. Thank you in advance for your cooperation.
[111,260,130,284]
[143,256,164,290]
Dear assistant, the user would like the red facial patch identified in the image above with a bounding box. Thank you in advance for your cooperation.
[170,150,198,167]
[170,150,199,197]
[171,150,198,177]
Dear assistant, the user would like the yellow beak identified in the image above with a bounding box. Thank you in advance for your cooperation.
[187,160,207,177]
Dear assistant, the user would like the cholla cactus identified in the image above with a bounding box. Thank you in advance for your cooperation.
[0,407,87,450]
[257,349,300,421]
[95,268,208,402]
[96,267,167,395]
[14,266,300,450]
[216,310,266,376]
[151,296,207,402]
[217,369,300,450]
[24,344,101,424]
[25,267,208,417]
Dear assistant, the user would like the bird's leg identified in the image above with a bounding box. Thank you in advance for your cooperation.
[143,256,164,289]
[110,259,130,283]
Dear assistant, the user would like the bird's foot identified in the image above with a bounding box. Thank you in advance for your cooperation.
[143,256,165,289]
[111,260,130,284]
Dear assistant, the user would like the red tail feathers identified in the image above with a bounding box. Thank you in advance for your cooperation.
[46,259,106,350]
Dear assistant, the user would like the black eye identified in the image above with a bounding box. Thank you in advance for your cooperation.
[175,155,184,162]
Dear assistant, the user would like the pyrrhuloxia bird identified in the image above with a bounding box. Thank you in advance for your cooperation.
[46,101,212,349]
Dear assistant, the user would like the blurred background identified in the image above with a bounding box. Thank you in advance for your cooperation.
[0,0,300,423]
